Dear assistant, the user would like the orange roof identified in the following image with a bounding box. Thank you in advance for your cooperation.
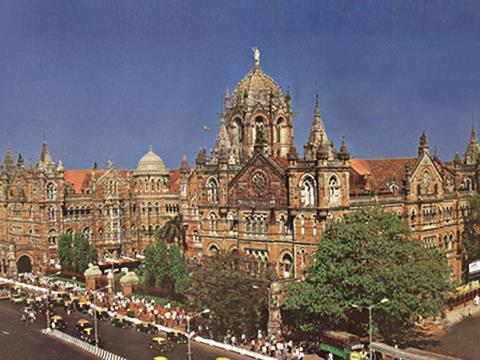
[64,170,103,194]
[350,158,416,193]
[273,156,290,170]
[169,169,180,193]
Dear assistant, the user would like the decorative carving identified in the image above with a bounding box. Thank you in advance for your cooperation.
[252,171,267,194]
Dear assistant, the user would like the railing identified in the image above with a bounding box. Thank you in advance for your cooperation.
[42,329,127,360]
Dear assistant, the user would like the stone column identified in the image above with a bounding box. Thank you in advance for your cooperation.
[120,271,139,297]
[83,264,102,291]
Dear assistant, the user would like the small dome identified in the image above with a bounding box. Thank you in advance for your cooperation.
[136,146,167,174]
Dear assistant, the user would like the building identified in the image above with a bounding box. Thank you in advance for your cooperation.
[0,144,180,275]
[0,50,478,283]
[180,50,479,283]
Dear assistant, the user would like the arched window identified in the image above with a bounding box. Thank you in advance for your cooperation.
[46,182,56,201]
[192,230,200,243]
[82,227,92,242]
[48,229,56,246]
[206,177,219,203]
[300,214,305,236]
[98,228,103,241]
[130,225,136,239]
[48,206,55,222]
[279,215,286,235]
[227,213,237,232]
[66,228,74,237]
[410,208,417,225]
[448,233,454,251]
[208,244,220,255]
[209,212,218,233]
[300,175,316,206]
[328,175,341,204]
[281,253,293,279]
[312,214,318,237]
[422,171,431,191]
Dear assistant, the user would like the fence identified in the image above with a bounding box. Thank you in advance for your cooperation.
[42,328,127,360]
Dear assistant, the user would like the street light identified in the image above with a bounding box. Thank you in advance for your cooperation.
[44,271,61,331]
[351,298,389,360]
[186,309,210,360]
[92,285,111,347]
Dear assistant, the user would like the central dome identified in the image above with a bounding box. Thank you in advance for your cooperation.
[235,67,282,99]
[136,146,167,174]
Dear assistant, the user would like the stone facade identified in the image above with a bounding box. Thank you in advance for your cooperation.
[180,52,479,283]
[0,144,180,276]
[1,51,478,283]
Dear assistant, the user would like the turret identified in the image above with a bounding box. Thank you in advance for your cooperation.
[464,125,480,165]
[3,145,14,172]
[304,92,332,161]
[338,136,350,161]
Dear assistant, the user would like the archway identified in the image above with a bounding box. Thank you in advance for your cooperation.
[17,255,32,273]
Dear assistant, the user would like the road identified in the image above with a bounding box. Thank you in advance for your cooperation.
[427,313,480,360]
[0,299,95,360]
[0,299,249,360]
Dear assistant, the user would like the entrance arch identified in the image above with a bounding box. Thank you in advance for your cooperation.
[17,255,32,273]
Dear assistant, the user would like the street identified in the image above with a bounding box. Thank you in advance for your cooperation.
[0,299,248,360]
[427,313,480,360]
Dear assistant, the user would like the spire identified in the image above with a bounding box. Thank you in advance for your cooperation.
[454,152,462,166]
[338,136,350,161]
[212,120,232,162]
[180,153,189,170]
[304,92,331,161]
[56,160,64,172]
[195,148,207,166]
[17,153,24,168]
[418,131,429,157]
[464,124,480,165]
[38,140,54,168]
[3,145,14,170]
[314,88,320,118]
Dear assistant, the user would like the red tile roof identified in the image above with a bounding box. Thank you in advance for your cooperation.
[350,158,417,193]
[169,169,180,193]
[64,169,129,194]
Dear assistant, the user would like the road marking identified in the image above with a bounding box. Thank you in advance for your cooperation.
[1,330,10,335]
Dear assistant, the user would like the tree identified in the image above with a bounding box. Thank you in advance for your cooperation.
[283,207,454,343]
[163,213,188,255]
[143,230,189,296]
[72,234,97,273]
[187,251,275,338]
[461,194,480,281]
[59,234,74,271]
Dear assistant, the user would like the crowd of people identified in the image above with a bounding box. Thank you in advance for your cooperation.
[10,272,309,359]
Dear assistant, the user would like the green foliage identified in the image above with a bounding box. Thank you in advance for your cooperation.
[283,207,454,342]
[461,194,480,280]
[187,251,275,338]
[143,231,190,296]
[59,234,74,271]
[58,233,97,274]
[163,213,188,254]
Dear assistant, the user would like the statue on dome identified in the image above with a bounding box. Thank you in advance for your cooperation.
[252,46,260,67]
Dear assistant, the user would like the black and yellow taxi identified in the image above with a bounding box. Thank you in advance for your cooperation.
[136,320,158,334]
[167,328,187,344]
[111,314,133,329]
[75,319,92,332]
[148,336,173,352]
[50,315,67,330]
[94,307,110,321]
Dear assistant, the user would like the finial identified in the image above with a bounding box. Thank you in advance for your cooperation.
[252,46,260,68]
[314,88,320,117]
[149,145,153,152]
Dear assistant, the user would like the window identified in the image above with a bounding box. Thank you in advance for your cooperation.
[312,214,318,237]
[328,175,341,204]
[207,177,219,203]
[300,214,305,236]
[83,227,92,242]
[48,207,55,222]
[46,182,56,201]
[279,215,286,235]
[98,228,103,241]
[130,225,136,239]
[281,253,293,279]
[300,175,316,206]
[192,230,200,243]
[209,212,218,233]
[48,229,56,247]
[227,213,237,232]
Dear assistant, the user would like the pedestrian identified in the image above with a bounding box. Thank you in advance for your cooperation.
[474,294,480,306]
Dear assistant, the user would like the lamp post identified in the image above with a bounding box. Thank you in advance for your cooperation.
[92,285,111,347]
[352,298,389,360]
[44,271,61,330]
[187,309,210,360]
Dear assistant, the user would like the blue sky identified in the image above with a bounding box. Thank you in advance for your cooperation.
[1,0,480,169]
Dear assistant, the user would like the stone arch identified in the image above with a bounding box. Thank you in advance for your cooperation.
[328,174,341,204]
[279,251,293,279]
[17,254,32,273]
[207,243,220,255]
[206,176,219,203]
[299,174,316,206]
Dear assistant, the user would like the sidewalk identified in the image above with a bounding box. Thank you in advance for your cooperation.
[444,300,480,325]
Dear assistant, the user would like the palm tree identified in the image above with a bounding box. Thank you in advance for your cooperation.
[163,213,188,255]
